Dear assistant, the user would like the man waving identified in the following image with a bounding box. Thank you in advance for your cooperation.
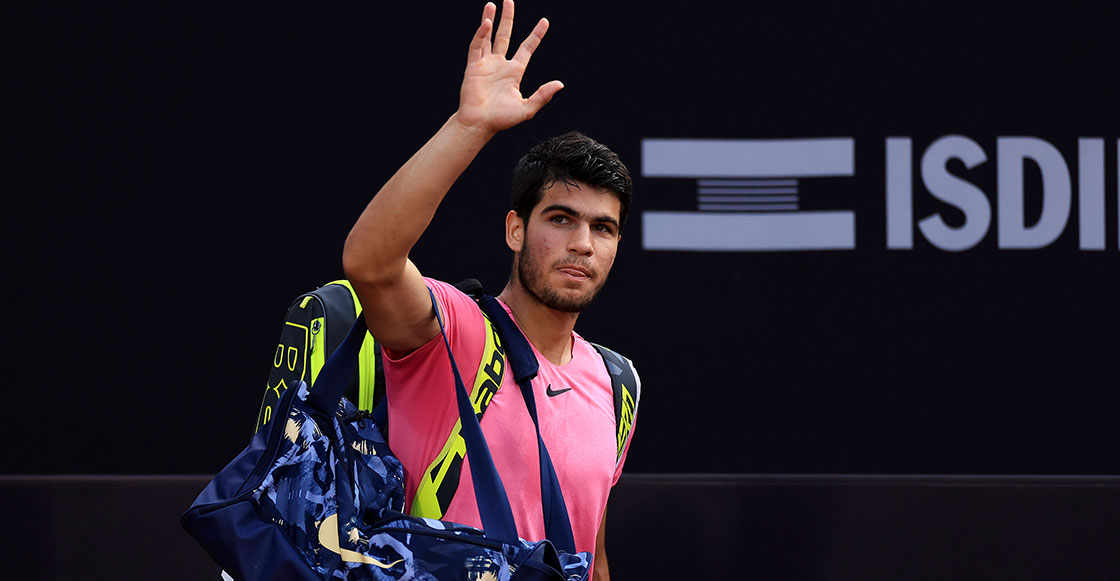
[343,2,638,578]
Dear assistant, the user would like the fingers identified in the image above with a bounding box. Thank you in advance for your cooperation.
[468,3,497,62]
[511,17,549,67]
[492,0,515,57]
[525,80,564,116]
[480,1,496,25]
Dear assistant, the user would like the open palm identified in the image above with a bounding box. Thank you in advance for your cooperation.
[457,1,564,134]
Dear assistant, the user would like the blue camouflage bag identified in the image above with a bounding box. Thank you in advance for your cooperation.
[182,289,591,580]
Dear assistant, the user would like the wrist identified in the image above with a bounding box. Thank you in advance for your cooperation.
[447,111,498,146]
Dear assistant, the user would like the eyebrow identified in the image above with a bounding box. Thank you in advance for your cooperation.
[539,204,620,229]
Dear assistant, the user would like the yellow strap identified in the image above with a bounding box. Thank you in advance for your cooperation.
[410,314,505,519]
[618,383,636,460]
[324,280,378,412]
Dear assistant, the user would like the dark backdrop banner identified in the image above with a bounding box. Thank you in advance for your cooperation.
[9,1,1117,474]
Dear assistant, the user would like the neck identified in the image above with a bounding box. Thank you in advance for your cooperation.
[497,282,579,366]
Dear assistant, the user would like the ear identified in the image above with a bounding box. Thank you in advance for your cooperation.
[505,210,524,252]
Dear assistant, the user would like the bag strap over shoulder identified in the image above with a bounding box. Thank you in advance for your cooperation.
[478,295,578,555]
[428,290,521,544]
[591,343,641,465]
[409,311,506,519]
[409,289,576,550]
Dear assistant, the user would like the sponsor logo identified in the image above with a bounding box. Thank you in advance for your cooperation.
[641,138,857,251]
[617,383,635,459]
[642,136,1117,251]
[318,514,404,568]
[887,136,1114,251]
[545,383,572,397]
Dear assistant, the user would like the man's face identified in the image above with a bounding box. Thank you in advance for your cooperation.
[511,180,622,313]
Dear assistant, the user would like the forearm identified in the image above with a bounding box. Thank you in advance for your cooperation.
[342,0,559,351]
[343,113,494,286]
[593,508,610,580]
[593,554,609,581]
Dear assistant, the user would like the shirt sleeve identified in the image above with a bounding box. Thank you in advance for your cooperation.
[380,278,484,367]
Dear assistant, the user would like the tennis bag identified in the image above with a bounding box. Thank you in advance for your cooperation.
[255,280,381,434]
[182,289,591,580]
[254,279,490,436]
[255,278,638,523]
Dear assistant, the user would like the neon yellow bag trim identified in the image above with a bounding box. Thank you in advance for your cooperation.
[410,312,505,520]
[617,382,636,461]
[323,280,378,412]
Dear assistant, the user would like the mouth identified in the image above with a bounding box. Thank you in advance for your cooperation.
[556,265,592,280]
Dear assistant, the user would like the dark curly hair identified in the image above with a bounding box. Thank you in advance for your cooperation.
[510,131,633,228]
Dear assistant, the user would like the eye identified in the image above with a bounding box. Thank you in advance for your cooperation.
[592,223,616,235]
[549,215,571,225]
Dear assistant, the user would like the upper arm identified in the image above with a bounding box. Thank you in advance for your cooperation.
[349,258,442,355]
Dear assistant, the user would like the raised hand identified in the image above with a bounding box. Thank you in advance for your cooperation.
[456,0,564,135]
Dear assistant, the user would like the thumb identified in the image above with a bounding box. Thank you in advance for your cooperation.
[525,80,564,116]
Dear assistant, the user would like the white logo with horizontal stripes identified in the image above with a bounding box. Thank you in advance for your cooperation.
[642,136,1119,252]
[641,138,856,251]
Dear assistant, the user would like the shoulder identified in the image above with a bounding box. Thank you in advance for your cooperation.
[574,333,638,375]
[573,335,641,470]
[581,336,641,404]
[383,278,485,365]
[425,279,484,328]
[573,335,639,396]
[425,278,472,310]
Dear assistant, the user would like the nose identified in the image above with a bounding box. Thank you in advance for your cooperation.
[567,224,593,256]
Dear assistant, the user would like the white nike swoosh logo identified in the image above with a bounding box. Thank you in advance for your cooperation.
[318,513,404,568]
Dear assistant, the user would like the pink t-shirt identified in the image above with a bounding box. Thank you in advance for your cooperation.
[383,279,637,554]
